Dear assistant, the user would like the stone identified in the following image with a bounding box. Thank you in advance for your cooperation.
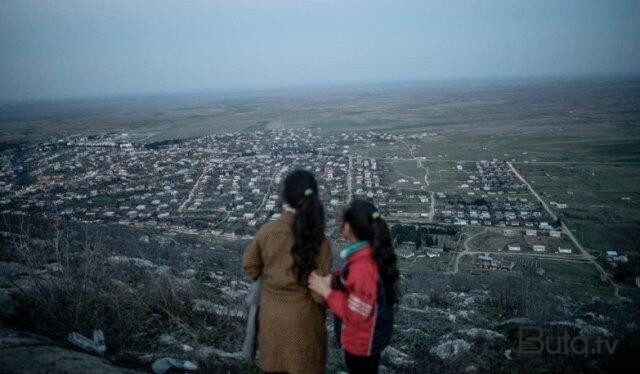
[382,346,414,367]
[495,317,534,328]
[191,299,243,318]
[401,293,430,308]
[197,346,244,360]
[430,339,471,360]
[441,328,505,344]
[579,325,611,338]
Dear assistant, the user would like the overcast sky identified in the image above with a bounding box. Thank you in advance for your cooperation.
[1,0,639,102]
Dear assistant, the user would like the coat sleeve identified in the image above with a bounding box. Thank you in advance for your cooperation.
[242,234,263,280]
[310,237,333,303]
[326,264,377,325]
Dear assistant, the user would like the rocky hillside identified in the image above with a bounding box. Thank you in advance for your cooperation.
[1,215,639,373]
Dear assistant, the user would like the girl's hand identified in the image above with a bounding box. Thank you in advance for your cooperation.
[308,271,332,299]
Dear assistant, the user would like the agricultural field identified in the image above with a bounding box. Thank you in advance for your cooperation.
[517,162,640,254]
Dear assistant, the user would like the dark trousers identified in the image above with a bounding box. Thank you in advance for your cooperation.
[345,351,381,374]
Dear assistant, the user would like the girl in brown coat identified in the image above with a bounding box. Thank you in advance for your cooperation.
[243,169,332,373]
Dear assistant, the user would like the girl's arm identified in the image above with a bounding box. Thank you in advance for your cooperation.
[326,265,377,324]
[242,236,263,280]
[310,238,333,303]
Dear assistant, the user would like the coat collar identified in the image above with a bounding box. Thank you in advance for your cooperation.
[280,210,295,224]
[340,240,371,259]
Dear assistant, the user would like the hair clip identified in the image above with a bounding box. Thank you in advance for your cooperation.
[371,211,380,220]
[304,188,314,197]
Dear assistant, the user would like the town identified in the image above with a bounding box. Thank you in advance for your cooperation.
[1,130,556,236]
[6,127,617,267]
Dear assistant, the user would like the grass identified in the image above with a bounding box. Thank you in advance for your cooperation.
[533,258,614,301]
[400,251,455,272]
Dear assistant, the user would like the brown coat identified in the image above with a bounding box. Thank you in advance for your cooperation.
[242,211,332,374]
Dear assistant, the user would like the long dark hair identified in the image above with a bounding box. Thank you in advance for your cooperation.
[342,200,400,306]
[282,169,326,286]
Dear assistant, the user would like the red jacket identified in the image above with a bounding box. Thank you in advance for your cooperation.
[326,244,394,356]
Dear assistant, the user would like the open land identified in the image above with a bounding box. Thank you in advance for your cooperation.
[1,78,639,372]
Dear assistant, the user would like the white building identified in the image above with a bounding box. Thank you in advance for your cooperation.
[508,244,521,251]
[532,245,546,252]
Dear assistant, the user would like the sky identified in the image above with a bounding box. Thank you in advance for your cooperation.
[1,0,639,102]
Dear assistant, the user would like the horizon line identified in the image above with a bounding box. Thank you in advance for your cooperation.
[2,72,640,107]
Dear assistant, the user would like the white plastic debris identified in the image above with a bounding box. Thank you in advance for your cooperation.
[67,329,106,354]
[151,357,198,374]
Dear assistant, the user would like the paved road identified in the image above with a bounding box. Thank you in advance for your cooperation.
[507,162,621,300]
[398,139,430,188]
[178,159,212,213]
[347,155,353,202]
[449,228,488,274]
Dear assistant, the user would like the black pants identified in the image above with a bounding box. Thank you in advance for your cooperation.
[345,351,381,374]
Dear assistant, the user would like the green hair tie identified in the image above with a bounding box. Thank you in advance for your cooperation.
[372,211,381,220]
[304,188,314,197]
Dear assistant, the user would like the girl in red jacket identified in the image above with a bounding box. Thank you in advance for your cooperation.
[309,200,399,374]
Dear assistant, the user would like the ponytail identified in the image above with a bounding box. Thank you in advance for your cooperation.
[282,170,326,286]
[371,216,400,306]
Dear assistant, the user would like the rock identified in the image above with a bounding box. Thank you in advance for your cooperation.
[191,299,243,318]
[461,297,476,306]
[442,328,505,344]
[495,317,534,328]
[401,293,430,308]
[151,357,198,374]
[158,334,176,346]
[181,269,196,278]
[465,365,478,372]
[220,286,248,299]
[197,346,244,360]
[584,312,608,323]
[580,325,611,338]
[44,262,63,274]
[504,349,513,360]
[382,346,414,367]
[0,325,140,373]
[107,256,155,269]
[139,235,150,243]
[574,318,587,328]
[207,272,225,282]
[401,328,428,339]
[430,339,471,360]
[547,321,582,330]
